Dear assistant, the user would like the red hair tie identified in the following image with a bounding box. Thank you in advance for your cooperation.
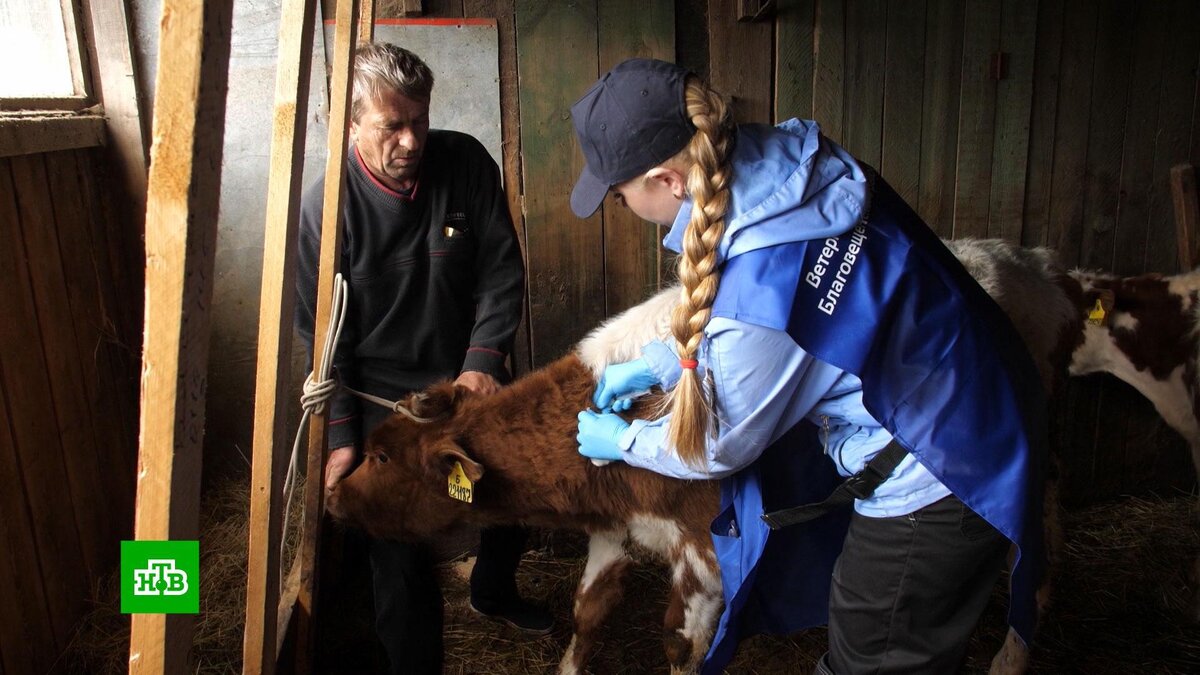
[679,358,699,370]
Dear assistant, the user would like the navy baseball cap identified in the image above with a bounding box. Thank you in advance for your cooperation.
[570,58,696,219]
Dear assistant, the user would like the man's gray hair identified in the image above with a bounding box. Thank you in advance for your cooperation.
[352,43,435,121]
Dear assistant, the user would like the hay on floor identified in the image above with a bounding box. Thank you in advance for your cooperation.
[64,481,1199,674]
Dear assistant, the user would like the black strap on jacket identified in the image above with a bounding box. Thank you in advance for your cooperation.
[760,440,909,530]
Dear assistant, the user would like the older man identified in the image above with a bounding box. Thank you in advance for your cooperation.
[296,43,548,674]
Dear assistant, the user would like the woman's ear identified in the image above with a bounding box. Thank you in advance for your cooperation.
[645,166,687,200]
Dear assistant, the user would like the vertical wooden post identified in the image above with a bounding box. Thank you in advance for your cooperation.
[127,0,233,673]
[359,0,375,43]
[293,0,360,672]
[1171,164,1199,271]
[242,1,318,673]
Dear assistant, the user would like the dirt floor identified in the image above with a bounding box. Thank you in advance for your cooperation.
[67,490,1200,674]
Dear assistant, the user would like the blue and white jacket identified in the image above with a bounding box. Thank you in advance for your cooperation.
[612,119,1046,672]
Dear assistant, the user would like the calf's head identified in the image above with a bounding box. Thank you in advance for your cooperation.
[325,383,484,541]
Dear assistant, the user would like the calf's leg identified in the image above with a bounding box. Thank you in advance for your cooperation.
[559,528,631,675]
[662,539,723,675]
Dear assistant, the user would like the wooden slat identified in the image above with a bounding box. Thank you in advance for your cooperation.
[358,0,375,42]
[1019,0,1063,248]
[1143,0,1200,273]
[516,0,601,366]
[986,0,1037,243]
[0,115,105,158]
[676,0,710,78]
[464,0,530,374]
[1078,0,1133,272]
[950,0,999,240]
[128,0,234,671]
[243,1,319,673]
[879,0,925,205]
[0,162,88,653]
[1044,0,1097,267]
[295,1,359,672]
[1110,3,1167,275]
[0,163,56,675]
[840,0,885,167]
[812,0,845,143]
[916,0,964,237]
[79,0,150,231]
[775,0,815,123]
[1171,165,1199,271]
[598,0,674,317]
[708,0,772,124]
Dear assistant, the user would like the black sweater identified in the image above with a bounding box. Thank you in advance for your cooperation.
[296,130,525,449]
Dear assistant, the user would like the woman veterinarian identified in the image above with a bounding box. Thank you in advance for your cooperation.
[571,58,1046,675]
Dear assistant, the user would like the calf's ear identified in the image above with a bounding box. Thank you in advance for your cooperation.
[427,441,485,483]
[408,382,464,418]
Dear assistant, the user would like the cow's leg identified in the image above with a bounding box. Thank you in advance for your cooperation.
[559,528,631,675]
[662,539,723,675]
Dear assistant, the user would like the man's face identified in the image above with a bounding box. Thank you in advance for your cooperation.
[351,87,430,191]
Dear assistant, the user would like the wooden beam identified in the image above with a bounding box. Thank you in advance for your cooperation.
[127,0,233,673]
[242,0,318,673]
[293,0,360,672]
[1171,164,1199,271]
[359,0,375,43]
[79,0,150,231]
[0,115,105,158]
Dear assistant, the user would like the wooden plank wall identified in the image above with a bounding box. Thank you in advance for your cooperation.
[0,147,140,674]
[390,0,1200,505]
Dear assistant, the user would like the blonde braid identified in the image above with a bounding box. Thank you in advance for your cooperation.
[667,77,734,468]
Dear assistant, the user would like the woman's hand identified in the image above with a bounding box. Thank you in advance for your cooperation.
[593,358,658,411]
[576,410,631,462]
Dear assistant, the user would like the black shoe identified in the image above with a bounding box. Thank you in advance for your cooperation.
[469,597,554,636]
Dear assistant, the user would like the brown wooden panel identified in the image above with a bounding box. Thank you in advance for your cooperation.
[986,0,1036,243]
[879,0,925,205]
[10,152,111,581]
[1020,0,1063,248]
[517,0,601,366]
[951,0,999,240]
[73,148,140,486]
[1078,0,1133,271]
[916,0,964,237]
[0,159,88,651]
[775,0,815,123]
[840,0,885,167]
[708,0,772,124]
[1045,0,1097,267]
[599,0,675,316]
[42,150,134,557]
[812,0,845,143]
[0,163,55,675]
[1143,0,1200,273]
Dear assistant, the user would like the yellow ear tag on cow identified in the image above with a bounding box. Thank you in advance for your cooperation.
[448,461,474,504]
[1087,299,1107,326]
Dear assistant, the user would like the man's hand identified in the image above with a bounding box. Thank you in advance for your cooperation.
[456,370,501,395]
[325,445,357,490]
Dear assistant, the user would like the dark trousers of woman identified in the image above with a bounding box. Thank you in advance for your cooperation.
[815,494,1010,675]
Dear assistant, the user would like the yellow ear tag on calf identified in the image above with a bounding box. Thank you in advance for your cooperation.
[1087,289,1115,327]
[448,461,474,504]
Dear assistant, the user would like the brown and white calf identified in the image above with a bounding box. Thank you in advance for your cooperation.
[325,355,722,675]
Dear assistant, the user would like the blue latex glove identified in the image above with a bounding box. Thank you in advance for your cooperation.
[576,410,631,462]
[593,358,658,411]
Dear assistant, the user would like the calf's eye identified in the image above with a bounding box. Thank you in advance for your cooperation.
[377,453,389,464]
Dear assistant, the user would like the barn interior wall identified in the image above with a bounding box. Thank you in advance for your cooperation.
[184,0,1200,515]
[0,148,141,674]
